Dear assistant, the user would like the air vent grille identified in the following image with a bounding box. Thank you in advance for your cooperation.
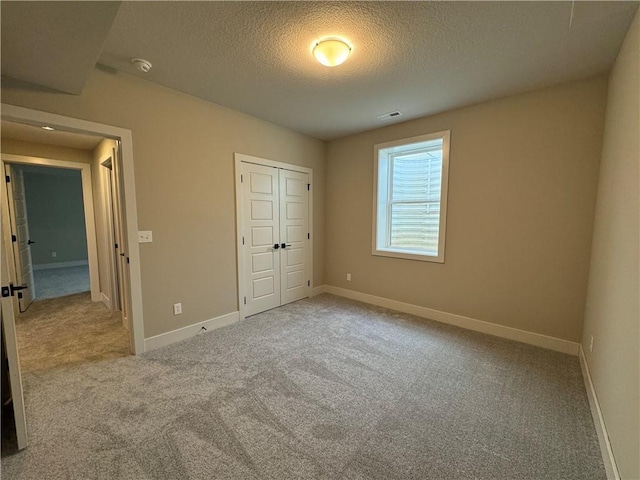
[377,111,403,120]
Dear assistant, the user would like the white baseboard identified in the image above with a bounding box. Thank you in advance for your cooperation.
[310,285,327,297]
[324,286,579,355]
[33,260,88,270]
[101,292,111,310]
[144,311,240,352]
[579,346,620,480]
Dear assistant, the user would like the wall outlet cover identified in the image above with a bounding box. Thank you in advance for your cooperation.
[138,231,153,243]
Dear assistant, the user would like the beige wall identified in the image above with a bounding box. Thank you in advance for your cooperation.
[326,76,607,342]
[1,138,92,164]
[2,68,325,338]
[582,12,639,480]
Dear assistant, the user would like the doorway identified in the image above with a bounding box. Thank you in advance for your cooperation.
[0,104,145,451]
[235,153,313,319]
[10,164,91,303]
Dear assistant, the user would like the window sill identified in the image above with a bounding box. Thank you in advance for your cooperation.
[372,248,444,263]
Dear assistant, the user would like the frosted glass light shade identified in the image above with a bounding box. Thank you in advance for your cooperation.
[312,39,351,67]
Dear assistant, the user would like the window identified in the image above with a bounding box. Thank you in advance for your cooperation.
[373,130,450,263]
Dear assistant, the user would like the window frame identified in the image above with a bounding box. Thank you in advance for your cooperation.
[372,130,451,263]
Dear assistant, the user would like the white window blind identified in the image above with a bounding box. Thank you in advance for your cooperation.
[373,131,450,263]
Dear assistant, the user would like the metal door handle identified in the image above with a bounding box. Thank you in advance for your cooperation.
[1,284,28,298]
[281,243,292,249]
[10,284,28,295]
[27,239,35,245]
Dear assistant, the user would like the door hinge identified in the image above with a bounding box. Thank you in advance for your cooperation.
[11,234,17,243]
[241,174,243,183]
[126,257,130,264]
[307,280,310,287]
[307,233,310,240]
[242,236,245,245]
[243,296,247,305]
[115,243,118,249]
[307,183,310,191]
[5,175,10,183]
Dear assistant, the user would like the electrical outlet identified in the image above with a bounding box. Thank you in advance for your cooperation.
[173,303,182,315]
[51,251,57,258]
[346,273,352,281]
[589,335,594,353]
[138,231,153,243]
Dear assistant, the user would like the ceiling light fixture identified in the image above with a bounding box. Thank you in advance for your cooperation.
[131,58,152,73]
[42,126,55,131]
[312,38,352,67]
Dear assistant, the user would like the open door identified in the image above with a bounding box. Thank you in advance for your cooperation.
[112,144,131,332]
[0,223,28,449]
[4,165,35,312]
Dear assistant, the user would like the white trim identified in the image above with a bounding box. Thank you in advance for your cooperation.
[234,153,314,321]
[579,346,620,480]
[311,285,327,296]
[1,153,101,302]
[1,104,144,355]
[101,292,111,310]
[325,286,579,355]
[33,260,88,270]
[144,311,240,352]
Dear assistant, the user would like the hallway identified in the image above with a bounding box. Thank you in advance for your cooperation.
[15,292,130,373]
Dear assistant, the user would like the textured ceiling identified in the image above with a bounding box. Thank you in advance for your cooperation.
[1,120,102,150]
[2,2,638,140]
[97,1,638,139]
[1,1,121,94]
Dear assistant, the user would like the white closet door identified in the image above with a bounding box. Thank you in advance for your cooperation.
[279,169,309,305]
[241,162,281,316]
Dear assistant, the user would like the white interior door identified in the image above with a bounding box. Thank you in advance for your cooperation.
[1,223,28,449]
[241,162,281,316]
[238,159,310,317]
[112,146,131,331]
[5,166,35,312]
[279,169,309,305]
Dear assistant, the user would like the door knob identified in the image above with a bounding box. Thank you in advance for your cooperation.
[27,240,35,245]
[273,244,280,249]
[281,243,292,249]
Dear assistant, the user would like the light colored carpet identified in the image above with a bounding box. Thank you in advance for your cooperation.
[14,292,130,374]
[33,265,90,300]
[1,294,604,479]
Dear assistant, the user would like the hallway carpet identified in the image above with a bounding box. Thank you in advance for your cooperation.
[14,292,130,374]
[1,294,604,479]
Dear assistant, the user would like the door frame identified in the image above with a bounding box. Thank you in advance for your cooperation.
[2,154,101,304]
[234,153,313,321]
[1,104,145,355]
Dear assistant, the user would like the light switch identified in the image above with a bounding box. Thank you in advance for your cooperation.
[138,231,153,243]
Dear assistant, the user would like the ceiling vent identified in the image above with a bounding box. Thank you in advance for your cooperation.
[376,111,403,120]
